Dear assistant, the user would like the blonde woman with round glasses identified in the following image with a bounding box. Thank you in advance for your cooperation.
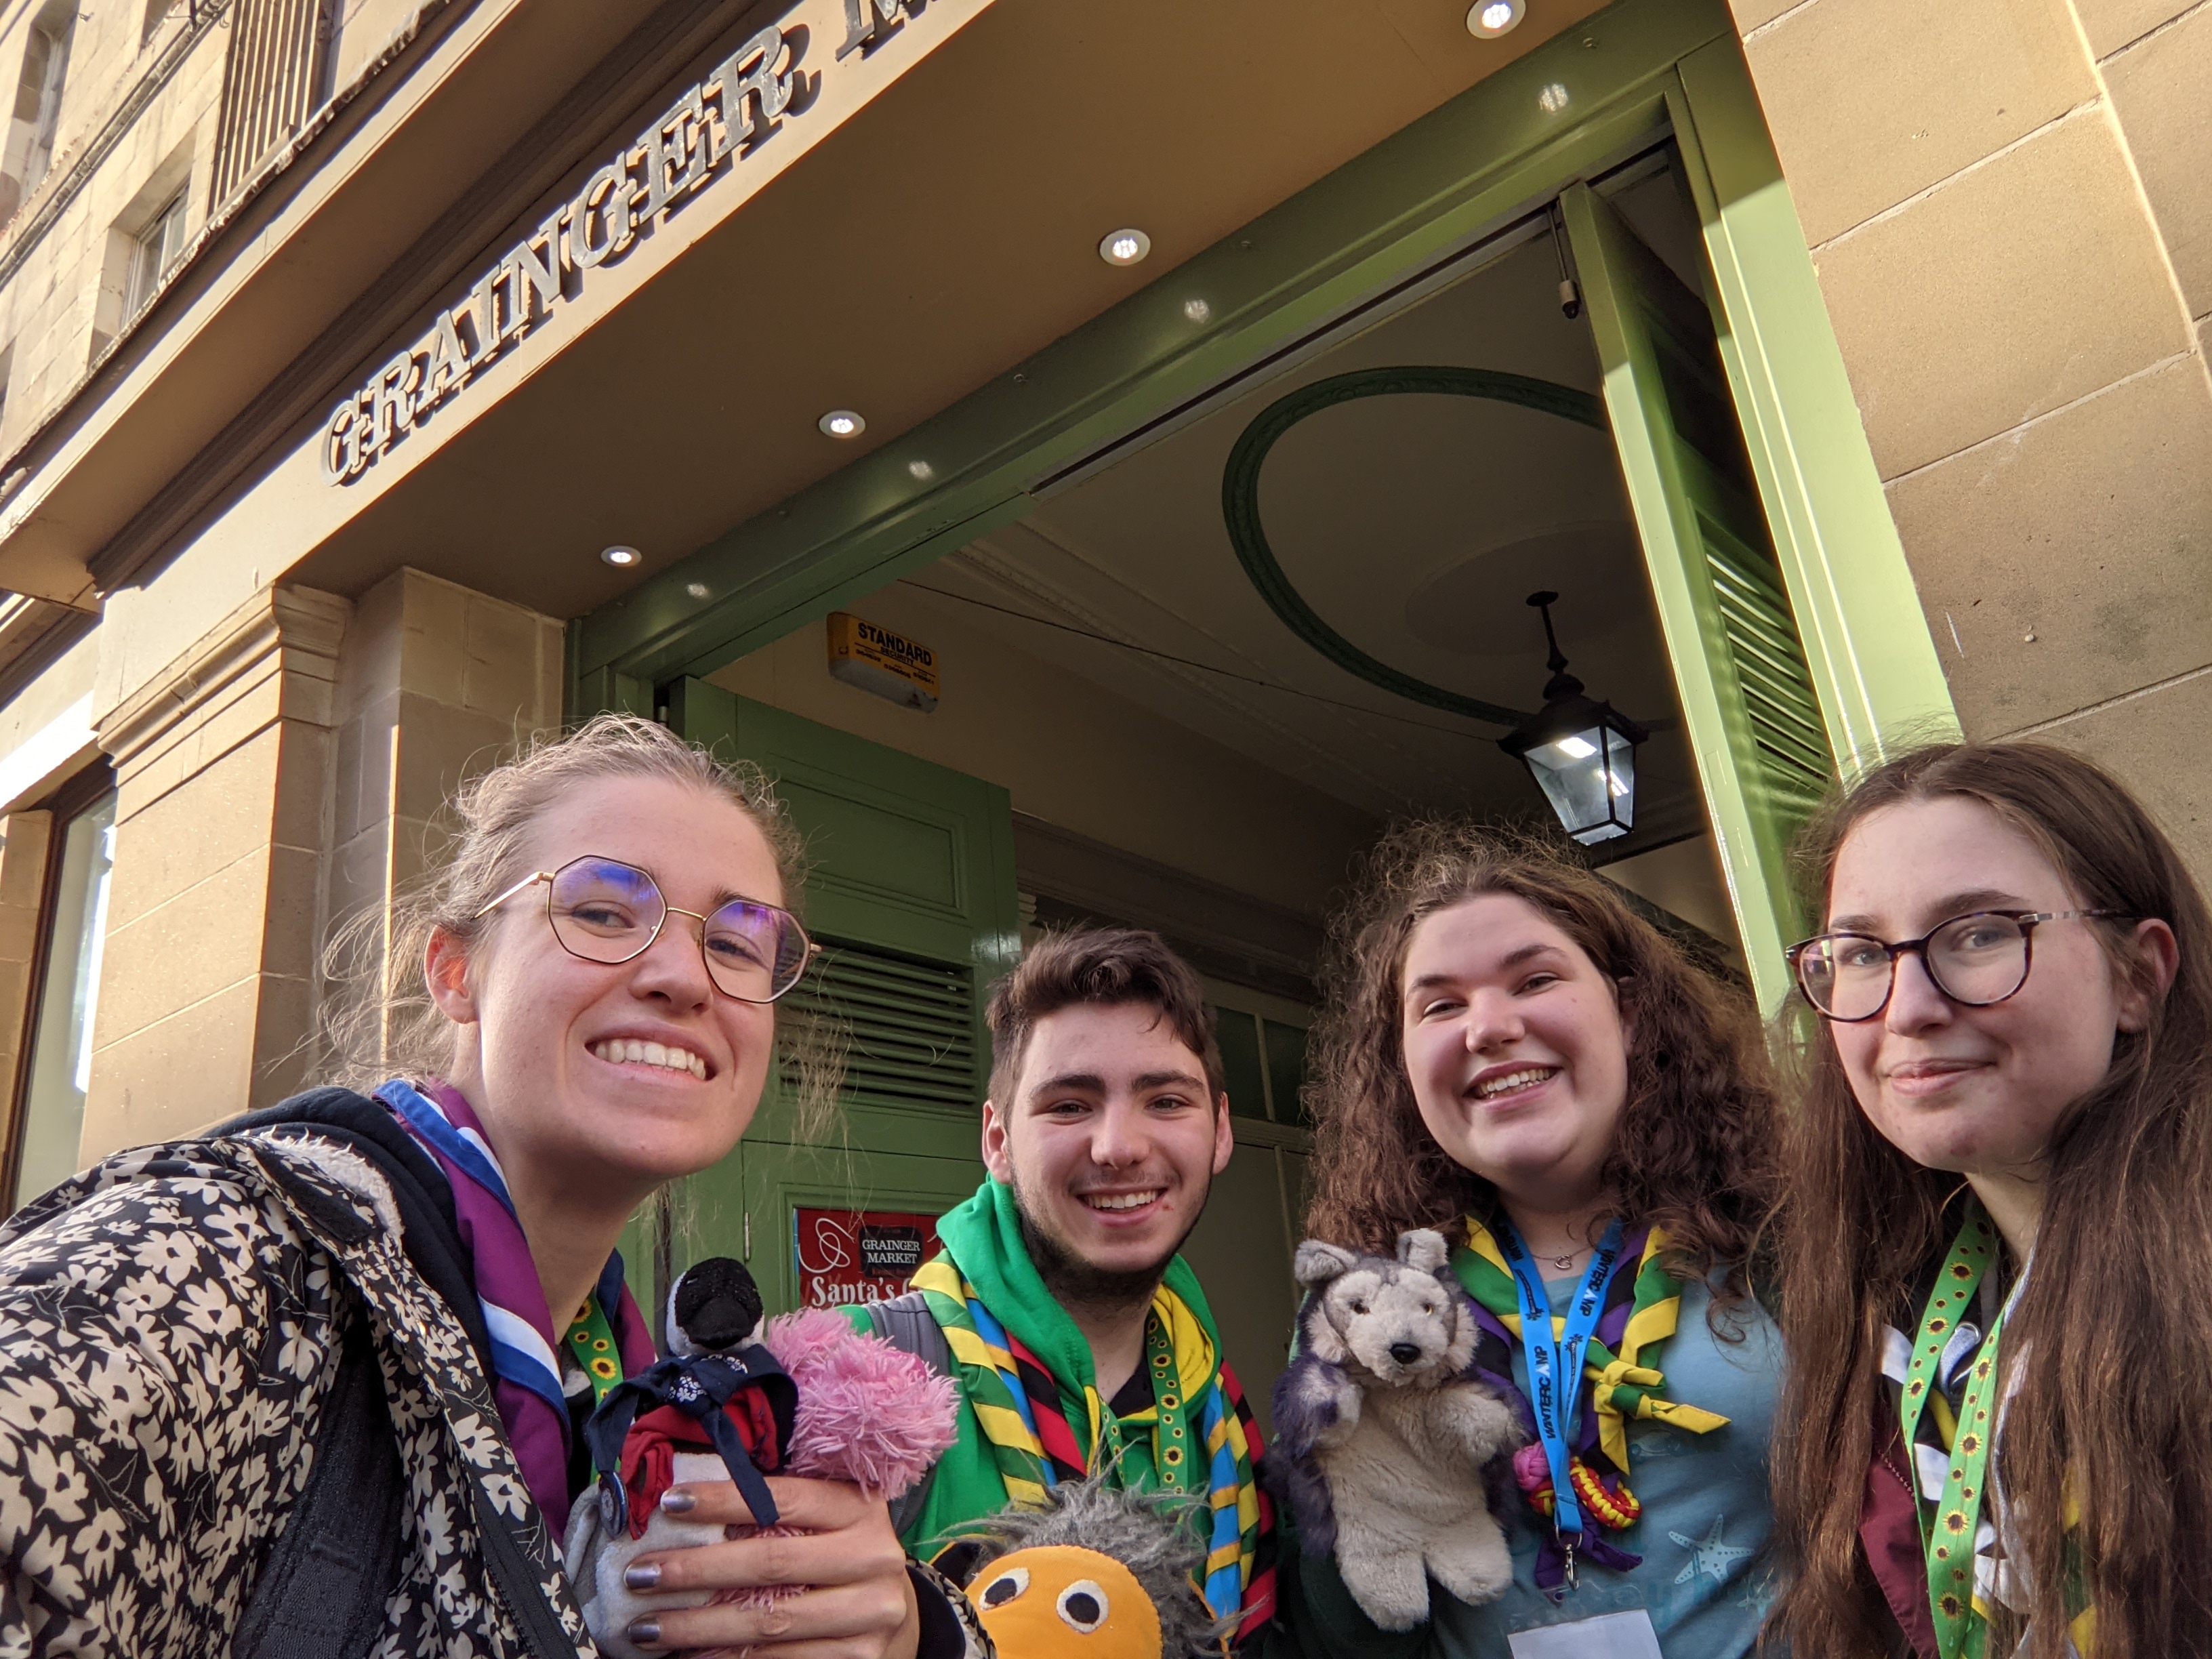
[0,714,930,1659]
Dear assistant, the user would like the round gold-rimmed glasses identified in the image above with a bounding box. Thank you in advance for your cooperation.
[474,855,817,1004]
[1785,909,2127,1023]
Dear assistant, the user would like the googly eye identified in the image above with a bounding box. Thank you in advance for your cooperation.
[1057,1579,1109,1633]
[979,1566,1029,1608]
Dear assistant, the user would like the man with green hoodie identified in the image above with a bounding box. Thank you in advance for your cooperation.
[848,926,1277,1638]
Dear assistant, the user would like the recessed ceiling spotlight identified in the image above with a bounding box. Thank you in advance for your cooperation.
[1098,227,1151,267]
[1467,0,1523,35]
[1538,80,1572,112]
[685,581,710,599]
[1183,298,1212,323]
[600,545,641,568]
[908,459,935,480]
[819,409,866,437]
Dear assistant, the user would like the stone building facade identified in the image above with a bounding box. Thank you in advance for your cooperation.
[0,0,2194,1360]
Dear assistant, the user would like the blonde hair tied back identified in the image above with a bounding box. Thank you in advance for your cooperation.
[320,711,836,1131]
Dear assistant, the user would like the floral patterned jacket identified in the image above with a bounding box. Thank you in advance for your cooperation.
[0,1103,597,1658]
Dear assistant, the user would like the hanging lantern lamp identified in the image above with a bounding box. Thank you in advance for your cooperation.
[1499,590,1648,846]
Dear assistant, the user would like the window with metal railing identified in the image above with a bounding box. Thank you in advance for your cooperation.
[209,0,328,206]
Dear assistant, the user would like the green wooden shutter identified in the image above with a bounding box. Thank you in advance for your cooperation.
[1562,181,1831,1010]
[783,943,983,1114]
[659,678,1017,1310]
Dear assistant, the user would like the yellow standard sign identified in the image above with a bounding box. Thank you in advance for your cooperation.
[827,612,940,712]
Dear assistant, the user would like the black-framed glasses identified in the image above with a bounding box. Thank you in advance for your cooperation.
[1786,909,2127,1023]
[474,855,817,1004]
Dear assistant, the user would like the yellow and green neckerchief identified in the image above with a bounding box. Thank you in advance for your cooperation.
[1455,1217,1729,1475]
[909,1179,1272,1627]
[1453,1218,1729,1589]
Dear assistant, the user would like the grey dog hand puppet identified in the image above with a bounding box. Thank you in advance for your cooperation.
[1269,1229,1522,1631]
[563,1260,957,1659]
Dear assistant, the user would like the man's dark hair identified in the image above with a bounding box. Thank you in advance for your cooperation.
[985,926,1225,1109]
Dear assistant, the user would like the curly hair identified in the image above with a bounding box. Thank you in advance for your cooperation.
[1768,742,2212,1659]
[1302,820,1777,1300]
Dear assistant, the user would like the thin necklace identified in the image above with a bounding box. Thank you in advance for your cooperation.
[1547,1249,1580,1271]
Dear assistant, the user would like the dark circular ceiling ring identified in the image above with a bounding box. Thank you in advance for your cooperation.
[1220,365,1608,729]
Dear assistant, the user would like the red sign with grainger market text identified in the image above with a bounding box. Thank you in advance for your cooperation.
[793,1207,943,1309]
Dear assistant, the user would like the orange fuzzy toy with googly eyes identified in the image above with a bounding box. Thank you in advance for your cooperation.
[967,1546,1162,1659]
[948,1475,1235,1659]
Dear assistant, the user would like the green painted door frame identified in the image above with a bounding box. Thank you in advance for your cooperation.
[571,0,1958,982]
[1565,180,1832,1008]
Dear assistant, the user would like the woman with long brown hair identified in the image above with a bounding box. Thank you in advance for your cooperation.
[1769,742,2210,1659]
[1276,821,1781,1658]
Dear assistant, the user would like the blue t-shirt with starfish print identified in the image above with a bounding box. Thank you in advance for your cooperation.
[1465,1270,1778,1656]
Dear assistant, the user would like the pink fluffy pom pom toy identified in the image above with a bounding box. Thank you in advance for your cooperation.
[563,1258,958,1659]
[769,1303,960,1489]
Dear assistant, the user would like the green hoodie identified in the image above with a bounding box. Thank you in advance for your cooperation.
[846,1176,1229,1557]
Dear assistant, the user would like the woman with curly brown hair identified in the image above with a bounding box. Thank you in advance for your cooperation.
[1768,742,2208,1659]
[1273,821,1782,1659]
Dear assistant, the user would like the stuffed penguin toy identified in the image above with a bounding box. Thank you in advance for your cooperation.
[564,1259,958,1659]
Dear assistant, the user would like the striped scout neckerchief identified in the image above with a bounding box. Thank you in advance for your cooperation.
[909,1253,1276,1631]
[377,1078,656,1538]
[1457,1218,1730,1471]
[1454,1218,1731,1591]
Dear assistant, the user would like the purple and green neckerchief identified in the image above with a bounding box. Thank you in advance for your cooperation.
[1452,1218,1730,1595]
[377,1078,657,1538]
[1496,1216,1626,1586]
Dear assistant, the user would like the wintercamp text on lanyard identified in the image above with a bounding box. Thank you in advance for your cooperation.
[1498,1216,1629,1595]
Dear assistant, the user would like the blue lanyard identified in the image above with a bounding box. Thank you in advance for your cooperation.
[1497,1216,1626,1571]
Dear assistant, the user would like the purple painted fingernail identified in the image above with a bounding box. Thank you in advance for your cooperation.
[626,1618,661,1646]
[623,1562,661,1591]
[660,1489,695,1514]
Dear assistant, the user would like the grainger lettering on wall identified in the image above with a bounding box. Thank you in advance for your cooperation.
[840,0,920,58]
[319,23,818,485]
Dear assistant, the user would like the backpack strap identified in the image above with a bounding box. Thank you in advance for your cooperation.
[863,1291,953,1538]
[233,1300,407,1659]
[243,1130,589,1659]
